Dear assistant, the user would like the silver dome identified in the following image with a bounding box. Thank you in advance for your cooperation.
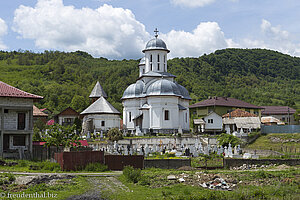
[175,82,192,100]
[146,79,181,97]
[142,38,170,53]
[122,80,145,99]
[139,57,145,65]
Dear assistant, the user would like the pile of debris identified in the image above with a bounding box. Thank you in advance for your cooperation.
[166,172,238,191]
[230,164,277,170]
[200,177,236,191]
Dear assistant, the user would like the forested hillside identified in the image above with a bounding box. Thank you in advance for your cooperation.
[0,48,299,116]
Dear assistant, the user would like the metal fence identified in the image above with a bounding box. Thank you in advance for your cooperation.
[261,125,300,134]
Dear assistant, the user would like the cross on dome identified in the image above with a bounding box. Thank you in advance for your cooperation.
[154,28,159,38]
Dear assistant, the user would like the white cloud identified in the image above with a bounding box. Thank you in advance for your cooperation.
[170,0,216,8]
[160,22,232,58]
[170,0,239,8]
[240,19,300,57]
[13,0,150,59]
[0,18,8,50]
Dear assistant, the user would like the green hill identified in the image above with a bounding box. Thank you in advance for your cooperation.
[0,49,299,115]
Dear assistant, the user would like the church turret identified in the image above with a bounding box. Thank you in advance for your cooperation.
[89,81,107,103]
[139,57,145,77]
[142,28,169,73]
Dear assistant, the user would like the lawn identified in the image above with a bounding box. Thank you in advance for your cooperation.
[246,133,300,156]
[100,167,300,200]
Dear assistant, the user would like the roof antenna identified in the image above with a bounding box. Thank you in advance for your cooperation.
[154,28,159,38]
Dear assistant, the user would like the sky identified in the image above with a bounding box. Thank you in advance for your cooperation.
[0,0,300,59]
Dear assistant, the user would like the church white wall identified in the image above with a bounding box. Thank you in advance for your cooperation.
[83,114,120,132]
[148,96,179,130]
[123,99,141,130]
[145,50,167,73]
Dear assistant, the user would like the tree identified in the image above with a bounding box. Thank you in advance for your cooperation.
[44,124,81,149]
[33,118,47,141]
[217,133,242,147]
[107,128,123,141]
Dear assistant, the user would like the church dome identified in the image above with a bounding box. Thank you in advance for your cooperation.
[122,80,145,99]
[175,82,192,100]
[146,79,181,97]
[142,38,170,53]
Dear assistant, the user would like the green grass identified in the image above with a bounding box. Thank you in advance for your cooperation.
[0,159,61,173]
[101,167,300,200]
[0,176,90,200]
[246,133,300,156]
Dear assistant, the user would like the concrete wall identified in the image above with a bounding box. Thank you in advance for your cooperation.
[224,158,300,168]
[144,159,191,169]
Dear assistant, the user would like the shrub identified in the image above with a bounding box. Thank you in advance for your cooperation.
[84,163,108,172]
[107,128,123,141]
[123,166,141,183]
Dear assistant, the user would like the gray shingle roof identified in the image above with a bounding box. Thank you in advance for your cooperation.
[89,81,107,98]
[81,96,120,115]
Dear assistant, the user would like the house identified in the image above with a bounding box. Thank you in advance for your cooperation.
[33,105,48,124]
[193,112,222,133]
[261,106,297,125]
[190,96,262,129]
[222,109,261,136]
[0,81,43,158]
[122,30,191,135]
[81,81,121,133]
[54,107,79,126]
[261,116,285,126]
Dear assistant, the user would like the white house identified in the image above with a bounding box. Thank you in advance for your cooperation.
[0,81,43,159]
[81,81,121,133]
[193,112,223,133]
[122,31,191,135]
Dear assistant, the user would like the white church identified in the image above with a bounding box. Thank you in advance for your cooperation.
[122,30,191,135]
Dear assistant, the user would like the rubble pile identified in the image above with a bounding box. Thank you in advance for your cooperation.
[230,164,277,170]
[167,172,238,191]
[200,177,236,191]
[14,174,74,186]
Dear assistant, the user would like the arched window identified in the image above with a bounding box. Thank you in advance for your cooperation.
[150,54,153,71]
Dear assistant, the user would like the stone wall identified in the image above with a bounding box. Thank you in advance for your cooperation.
[144,159,191,169]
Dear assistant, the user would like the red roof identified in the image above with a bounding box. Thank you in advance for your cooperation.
[261,106,296,115]
[0,81,43,99]
[33,140,88,147]
[223,109,257,118]
[189,97,261,109]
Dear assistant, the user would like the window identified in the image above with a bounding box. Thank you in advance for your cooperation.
[164,110,169,120]
[13,135,26,146]
[150,54,152,62]
[164,55,166,62]
[157,63,160,71]
[18,113,26,130]
[129,112,132,122]
[150,54,153,71]
[185,113,188,123]
[208,119,214,123]
[151,64,152,71]
[101,121,105,126]
[282,117,285,121]
[4,109,8,113]
[157,54,160,62]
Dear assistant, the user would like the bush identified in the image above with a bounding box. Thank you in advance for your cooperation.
[7,173,15,182]
[84,163,108,172]
[123,166,141,183]
[107,128,123,141]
